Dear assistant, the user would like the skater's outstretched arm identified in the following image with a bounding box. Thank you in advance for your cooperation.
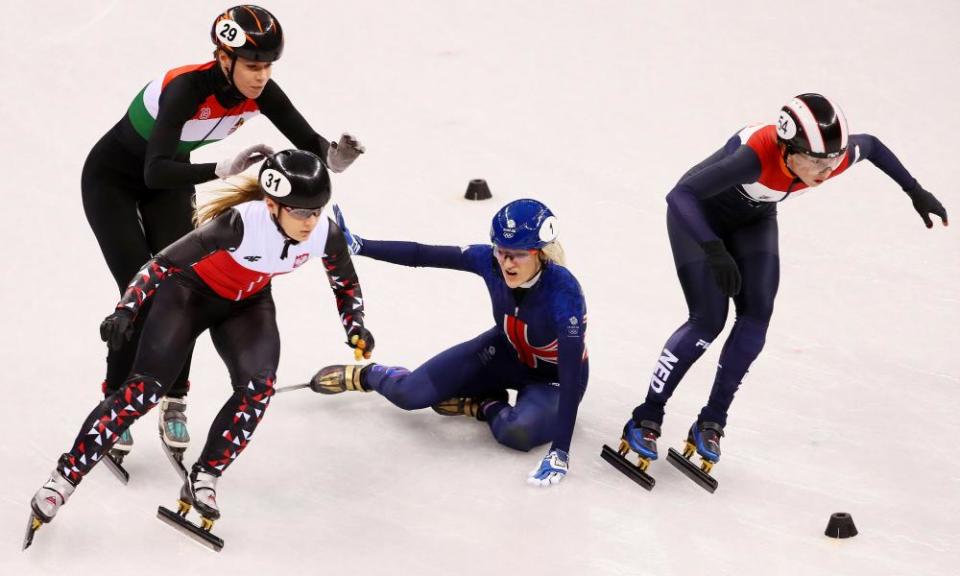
[321,221,374,359]
[331,204,490,274]
[848,133,947,228]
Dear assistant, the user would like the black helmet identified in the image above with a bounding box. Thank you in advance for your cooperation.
[211,5,284,62]
[259,150,331,209]
[776,93,848,158]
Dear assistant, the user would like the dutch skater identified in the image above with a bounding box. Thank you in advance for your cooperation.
[312,199,588,486]
[27,150,373,548]
[81,4,365,460]
[613,93,947,488]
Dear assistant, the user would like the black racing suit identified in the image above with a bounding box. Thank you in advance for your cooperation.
[58,208,363,483]
[81,61,333,397]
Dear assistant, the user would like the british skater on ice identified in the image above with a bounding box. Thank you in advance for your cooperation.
[312,199,589,487]
[25,150,373,550]
[605,93,947,492]
[80,4,365,467]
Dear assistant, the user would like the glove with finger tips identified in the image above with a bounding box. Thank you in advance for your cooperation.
[332,204,364,255]
[527,449,569,487]
[347,326,375,360]
[905,184,948,228]
[326,133,365,173]
[100,309,135,351]
[215,143,275,179]
[701,240,741,297]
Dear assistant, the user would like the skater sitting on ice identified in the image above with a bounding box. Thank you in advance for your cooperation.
[311,199,588,487]
[27,150,373,546]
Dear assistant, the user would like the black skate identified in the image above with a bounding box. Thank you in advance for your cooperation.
[103,428,133,484]
[666,421,724,493]
[156,461,223,552]
[600,420,659,491]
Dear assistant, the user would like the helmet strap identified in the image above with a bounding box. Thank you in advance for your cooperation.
[269,205,300,258]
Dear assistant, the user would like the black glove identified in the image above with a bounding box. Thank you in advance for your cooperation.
[701,240,741,297]
[347,325,375,360]
[905,184,948,228]
[100,309,135,351]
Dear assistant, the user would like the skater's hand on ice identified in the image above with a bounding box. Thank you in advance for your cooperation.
[701,240,741,297]
[100,309,135,351]
[326,133,365,173]
[332,204,364,255]
[347,326,375,360]
[527,449,568,487]
[215,143,274,179]
[905,184,948,228]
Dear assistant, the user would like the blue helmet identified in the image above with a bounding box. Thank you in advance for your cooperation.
[490,199,559,250]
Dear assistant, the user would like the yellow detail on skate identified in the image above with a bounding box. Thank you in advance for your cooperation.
[177,499,192,515]
[616,439,650,471]
[200,517,216,531]
[700,460,714,474]
[314,365,368,394]
[345,365,368,392]
[682,441,696,459]
[31,517,42,530]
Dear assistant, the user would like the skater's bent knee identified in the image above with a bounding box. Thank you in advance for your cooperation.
[493,422,543,452]
[238,369,277,400]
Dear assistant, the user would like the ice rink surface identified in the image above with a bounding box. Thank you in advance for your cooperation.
[1,1,957,574]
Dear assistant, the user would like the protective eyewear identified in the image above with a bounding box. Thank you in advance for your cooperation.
[282,206,323,221]
[794,152,845,172]
[494,247,537,262]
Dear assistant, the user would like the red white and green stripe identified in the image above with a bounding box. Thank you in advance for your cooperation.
[126,62,260,155]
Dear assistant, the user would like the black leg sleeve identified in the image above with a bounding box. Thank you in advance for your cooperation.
[197,292,280,476]
[139,186,199,397]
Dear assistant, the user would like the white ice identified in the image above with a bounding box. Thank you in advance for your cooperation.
[1,1,958,575]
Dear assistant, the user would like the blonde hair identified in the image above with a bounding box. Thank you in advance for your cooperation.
[539,241,567,267]
[194,175,264,226]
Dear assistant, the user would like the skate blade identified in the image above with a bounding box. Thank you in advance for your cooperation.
[161,442,189,482]
[103,452,130,484]
[666,447,718,493]
[601,444,655,491]
[22,513,43,551]
[157,506,224,552]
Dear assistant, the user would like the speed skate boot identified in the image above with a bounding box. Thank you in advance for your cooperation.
[24,469,77,549]
[30,470,76,524]
[179,466,221,527]
[158,397,190,455]
[310,364,369,395]
[683,421,724,473]
[432,389,509,421]
[618,419,661,472]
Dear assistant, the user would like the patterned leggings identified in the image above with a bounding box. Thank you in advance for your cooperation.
[57,279,279,484]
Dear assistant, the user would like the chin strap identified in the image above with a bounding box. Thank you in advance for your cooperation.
[270,210,300,260]
[216,54,247,102]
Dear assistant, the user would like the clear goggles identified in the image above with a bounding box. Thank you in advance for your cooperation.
[792,151,845,171]
[282,205,323,221]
